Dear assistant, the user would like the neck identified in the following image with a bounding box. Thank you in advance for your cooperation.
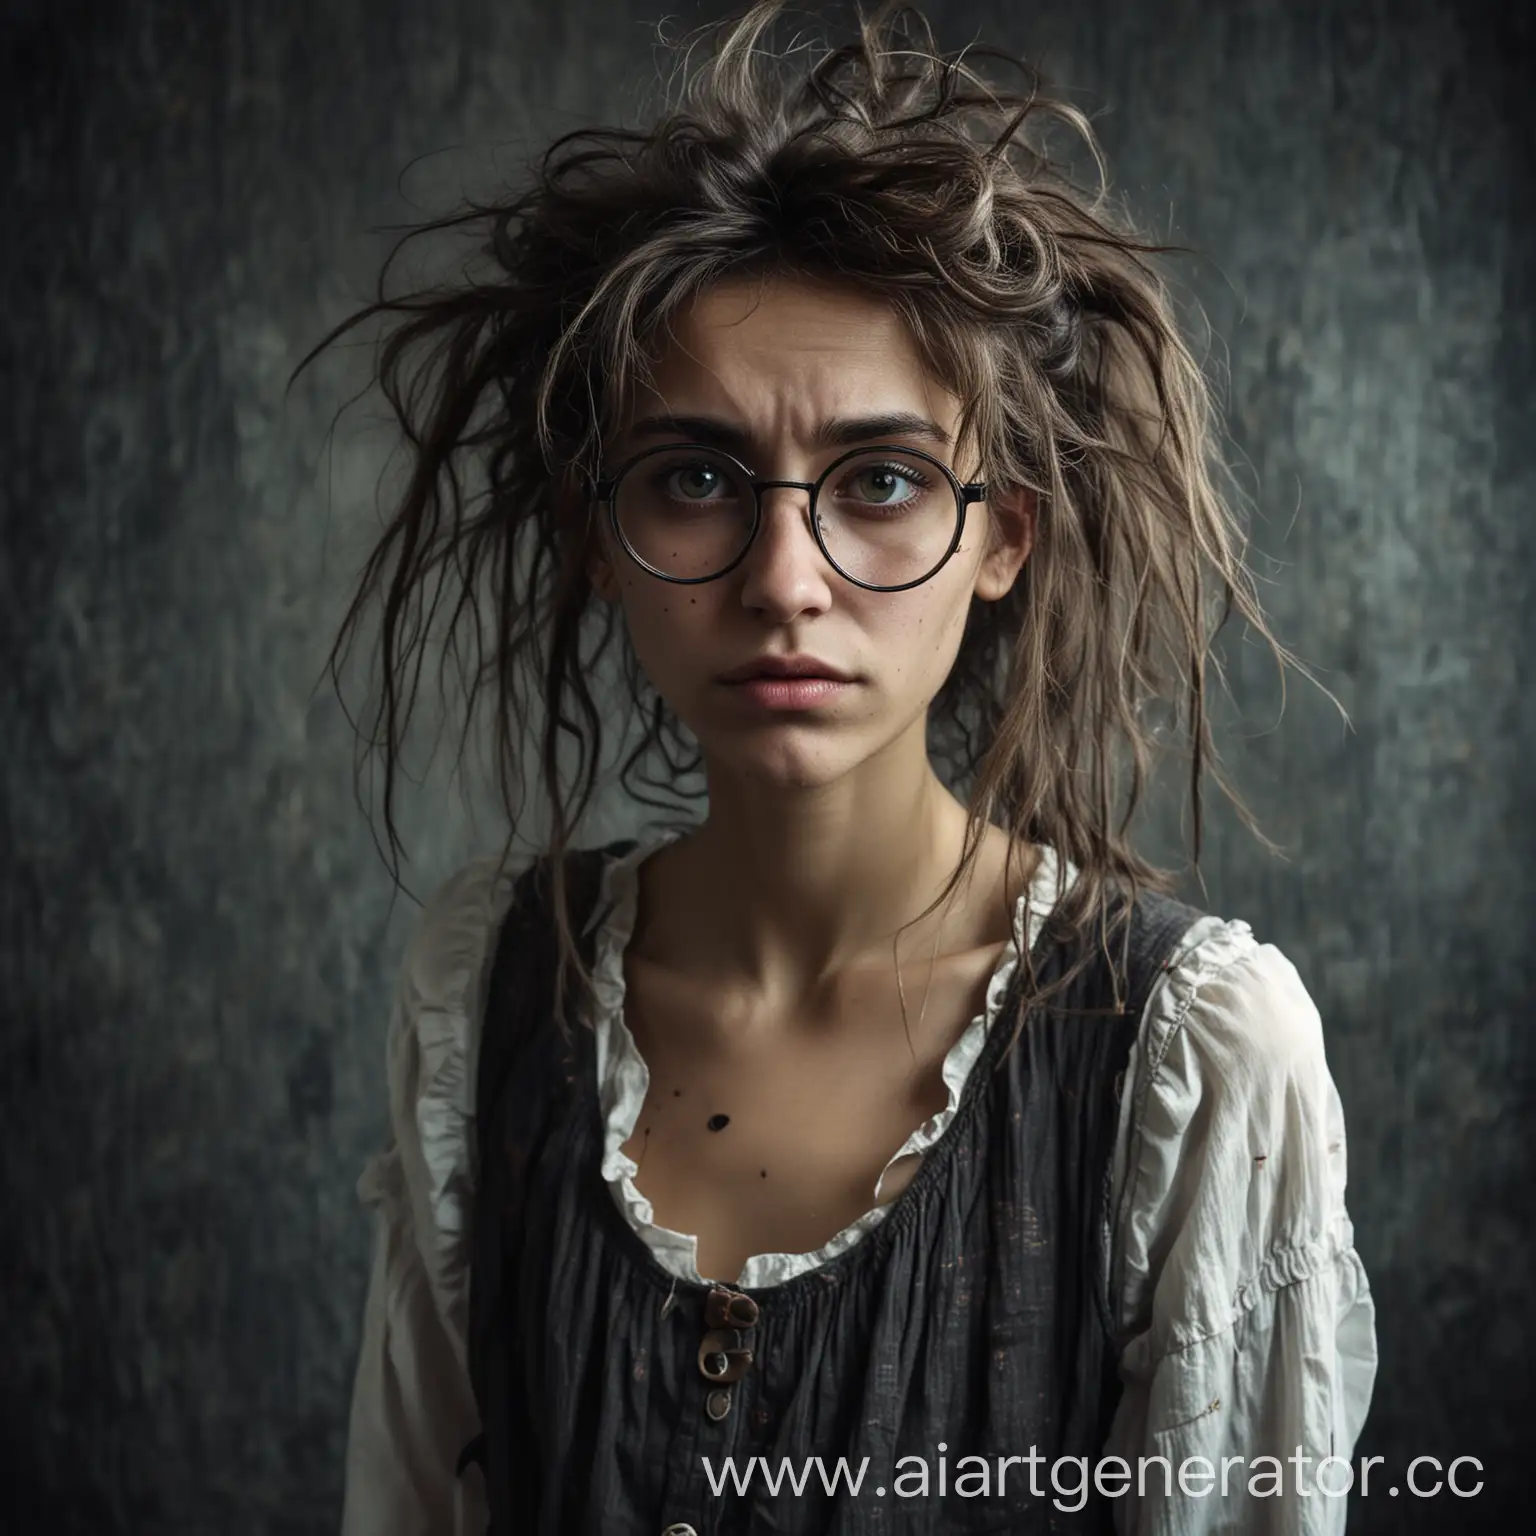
[662,731,988,1000]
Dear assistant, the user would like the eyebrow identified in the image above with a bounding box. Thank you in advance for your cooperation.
[623,411,953,455]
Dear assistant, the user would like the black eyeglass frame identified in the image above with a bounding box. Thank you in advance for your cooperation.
[590,442,988,594]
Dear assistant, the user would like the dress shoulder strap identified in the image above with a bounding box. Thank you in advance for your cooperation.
[476,838,636,1128]
[1118,884,1207,1021]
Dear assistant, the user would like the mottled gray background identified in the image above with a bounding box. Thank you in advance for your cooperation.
[2,0,1531,1530]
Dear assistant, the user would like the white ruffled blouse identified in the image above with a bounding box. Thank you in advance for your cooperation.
[341,836,1377,1536]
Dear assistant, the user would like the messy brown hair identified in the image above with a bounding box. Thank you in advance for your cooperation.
[297,0,1317,1029]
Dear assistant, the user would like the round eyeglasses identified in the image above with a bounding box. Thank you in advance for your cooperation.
[591,443,987,593]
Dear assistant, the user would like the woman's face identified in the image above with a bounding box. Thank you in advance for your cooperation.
[589,273,1033,793]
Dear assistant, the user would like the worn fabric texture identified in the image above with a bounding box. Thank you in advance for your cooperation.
[465,843,1192,1533]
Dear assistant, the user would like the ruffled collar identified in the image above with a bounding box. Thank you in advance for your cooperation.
[588,832,1075,1288]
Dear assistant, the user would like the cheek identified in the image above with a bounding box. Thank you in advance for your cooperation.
[873,584,974,683]
[615,577,714,676]
[839,613,960,723]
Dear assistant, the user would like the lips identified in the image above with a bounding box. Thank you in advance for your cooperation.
[719,654,854,683]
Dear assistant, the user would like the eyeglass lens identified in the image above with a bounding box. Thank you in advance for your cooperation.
[612,447,961,587]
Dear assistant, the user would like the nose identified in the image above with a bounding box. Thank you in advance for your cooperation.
[735,484,835,619]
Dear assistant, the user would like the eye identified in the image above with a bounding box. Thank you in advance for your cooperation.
[663,462,729,501]
[843,461,931,506]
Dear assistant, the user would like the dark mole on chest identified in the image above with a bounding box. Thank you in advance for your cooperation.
[707,1113,730,1132]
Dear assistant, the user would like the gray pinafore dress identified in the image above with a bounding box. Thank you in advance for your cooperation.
[457,840,1202,1534]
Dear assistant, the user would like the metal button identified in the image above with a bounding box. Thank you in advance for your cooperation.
[697,1327,752,1383]
[661,1526,698,1536]
[704,1387,732,1420]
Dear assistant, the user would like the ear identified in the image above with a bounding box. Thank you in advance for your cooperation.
[971,485,1036,602]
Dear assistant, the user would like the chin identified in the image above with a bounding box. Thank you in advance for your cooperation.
[700,726,862,794]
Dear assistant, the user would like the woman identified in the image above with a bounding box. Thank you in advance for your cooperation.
[316,4,1376,1531]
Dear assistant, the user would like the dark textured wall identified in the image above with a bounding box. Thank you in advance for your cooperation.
[2,0,1531,1530]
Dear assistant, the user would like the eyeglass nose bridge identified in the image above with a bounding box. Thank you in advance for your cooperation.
[736,480,842,580]
[754,479,818,496]
[749,478,822,532]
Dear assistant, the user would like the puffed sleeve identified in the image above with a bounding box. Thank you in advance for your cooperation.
[1103,918,1378,1535]
[341,855,522,1536]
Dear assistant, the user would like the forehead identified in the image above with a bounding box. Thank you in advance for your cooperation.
[624,273,960,438]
